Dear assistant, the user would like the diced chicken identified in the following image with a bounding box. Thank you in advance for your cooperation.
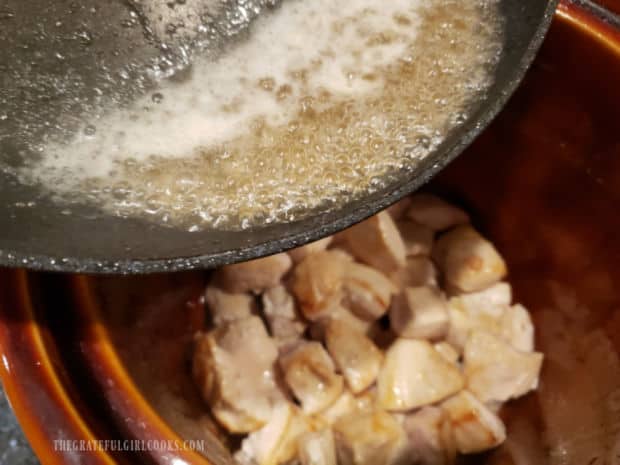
[434,342,460,366]
[499,304,535,353]
[463,331,543,403]
[213,253,293,294]
[237,403,311,465]
[406,194,470,231]
[333,410,407,465]
[298,429,338,465]
[386,197,412,220]
[441,390,507,454]
[319,390,357,425]
[389,286,450,340]
[343,211,407,274]
[397,220,434,257]
[279,342,344,415]
[390,257,438,289]
[292,250,349,321]
[377,339,464,411]
[433,226,507,293]
[288,237,334,264]
[310,304,374,341]
[449,282,512,310]
[402,406,456,465]
[262,285,306,348]
[353,389,377,413]
[446,283,512,351]
[342,261,397,321]
[324,319,383,394]
[204,285,256,326]
[192,316,281,433]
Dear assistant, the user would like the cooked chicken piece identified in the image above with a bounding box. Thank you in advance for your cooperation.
[324,319,383,394]
[213,253,293,294]
[262,285,306,348]
[441,390,507,454]
[499,304,535,353]
[298,429,338,465]
[205,285,256,326]
[288,237,334,264]
[342,261,397,321]
[386,197,412,220]
[343,211,407,274]
[390,256,438,289]
[310,304,374,341]
[279,342,344,415]
[192,316,282,433]
[463,331,543,403]
[353,389,377,412]
[236,403,312,465]
[397,220,434,257]
[377,339,464,411]
[292,250,349,321]
[402,406,456,465]
[433,226,507,293]
[434,342,460,366]
[319,390,357,425]
[390,286,450,340]
[333,410,408,465]
[406,194,470,231]
[446,283,512,351]
[449,282,512,310]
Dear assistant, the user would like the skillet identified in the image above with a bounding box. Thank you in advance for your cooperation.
[0,0,558,273]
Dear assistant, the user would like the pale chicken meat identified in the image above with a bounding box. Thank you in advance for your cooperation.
[434,225,507,293]
[390,256,438,289]
[288,237,334,264]
[192,316,282,433]
[448,282,512,313]
[204,285,256,326]
[213,253,293,293]
[463,331,543,403]
[236,403,312,465]
[389,286,450,340]
[262,285,306,348]
[433,342,460,366]
[446,282,513,351]
[291,250,349,321]
[406,194,470,231]
[342,261,397,321]
[279,342,344,415]
[333,410,408,465]
[311,304,374,340]
[396,219,434,257]
[377,339,464,411]
[318,390,357,426]
[402,406,456,465]
[499,304,535,353]
[297,429,338,465]
[324,319,383,394]
[343,211,407,274]
[441,390,507,454]
[192,195,544,465]
[386,197,412,220]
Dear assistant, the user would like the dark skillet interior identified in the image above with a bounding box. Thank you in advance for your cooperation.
[0,0,558,273]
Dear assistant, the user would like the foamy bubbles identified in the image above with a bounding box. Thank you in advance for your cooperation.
[23,0,503,230]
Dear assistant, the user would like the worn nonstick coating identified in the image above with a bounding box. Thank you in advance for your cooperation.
[0,0,558,274]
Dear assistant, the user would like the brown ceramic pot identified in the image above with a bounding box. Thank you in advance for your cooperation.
[1,1,619,464]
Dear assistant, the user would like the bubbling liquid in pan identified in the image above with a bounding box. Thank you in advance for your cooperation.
[24,0,503,231]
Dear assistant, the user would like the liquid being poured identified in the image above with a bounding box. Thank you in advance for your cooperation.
[21,0,504,230]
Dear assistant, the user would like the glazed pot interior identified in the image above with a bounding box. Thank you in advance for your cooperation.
[2,3,620,465]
